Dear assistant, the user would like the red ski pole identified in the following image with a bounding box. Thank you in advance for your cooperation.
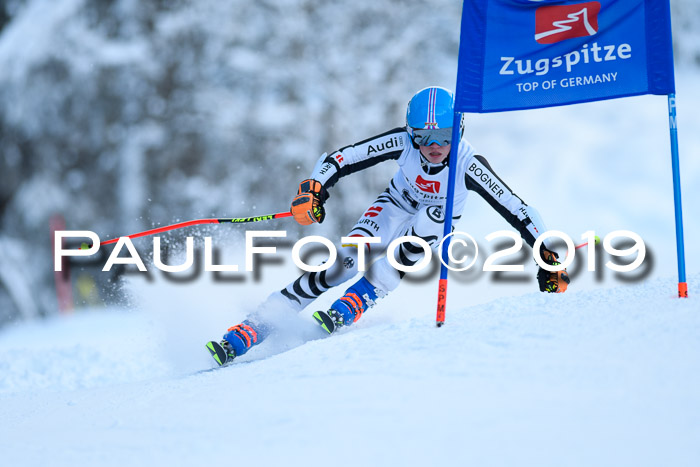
[97,212,293,246]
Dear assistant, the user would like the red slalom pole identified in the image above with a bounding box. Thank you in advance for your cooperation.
[98,212,293,246]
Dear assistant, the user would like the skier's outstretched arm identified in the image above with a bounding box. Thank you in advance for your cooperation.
[464,154,570,293]
[290,128,408,225]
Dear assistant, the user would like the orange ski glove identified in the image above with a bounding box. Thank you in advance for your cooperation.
[537,246,570,293]
[290,179,328,226]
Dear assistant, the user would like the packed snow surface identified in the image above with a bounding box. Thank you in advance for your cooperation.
[1,273,698,467]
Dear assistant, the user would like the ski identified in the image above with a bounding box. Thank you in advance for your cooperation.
[312,310,336,334]
[206,340,235,366]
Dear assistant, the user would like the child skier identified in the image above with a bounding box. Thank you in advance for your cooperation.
[207,86,569,365]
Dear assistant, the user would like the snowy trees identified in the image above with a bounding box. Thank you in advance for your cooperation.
[0,0,462,321]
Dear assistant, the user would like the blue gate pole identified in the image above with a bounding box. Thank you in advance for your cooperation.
[667,94,688,298]
[435,112,464,326]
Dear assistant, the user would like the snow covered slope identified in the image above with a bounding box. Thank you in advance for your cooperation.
[1,273,698,467]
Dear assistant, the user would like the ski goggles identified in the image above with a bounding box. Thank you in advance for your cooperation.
[411,127,452,146]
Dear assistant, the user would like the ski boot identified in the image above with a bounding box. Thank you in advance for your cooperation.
[313,277,384,334]
[206,321,262,366]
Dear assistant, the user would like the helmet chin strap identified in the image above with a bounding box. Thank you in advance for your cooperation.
[419,152,449,174]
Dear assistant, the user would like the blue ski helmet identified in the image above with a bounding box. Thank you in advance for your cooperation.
[406,86,456,146]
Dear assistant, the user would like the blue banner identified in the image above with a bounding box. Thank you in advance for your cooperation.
[456,0,675,112]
